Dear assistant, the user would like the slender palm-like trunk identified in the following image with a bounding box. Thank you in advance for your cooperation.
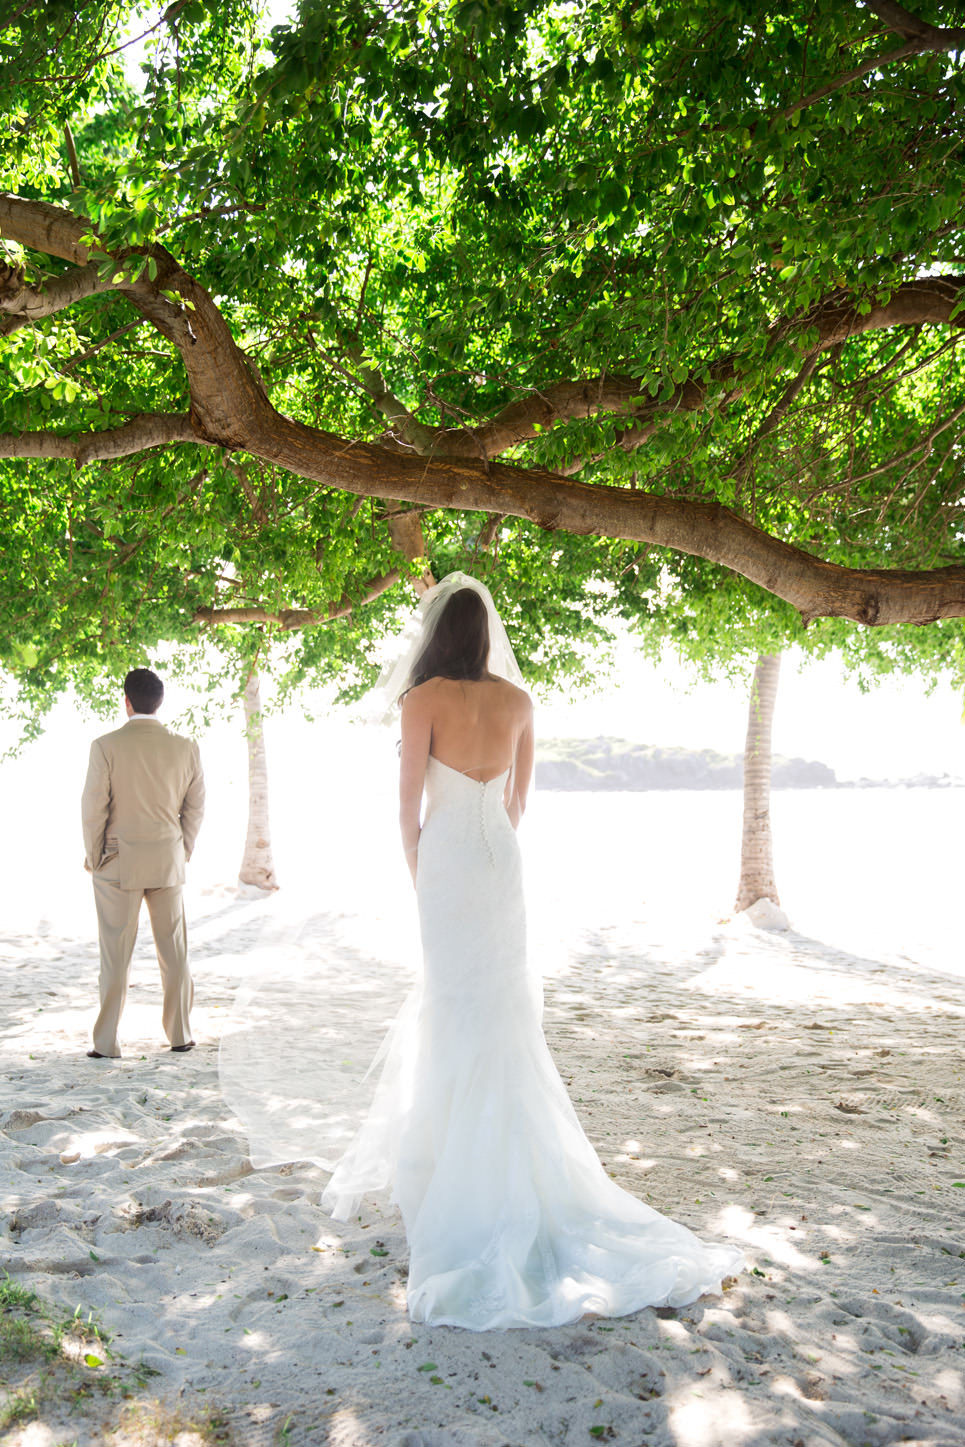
[735,653,782,913]
[239,667,278,890]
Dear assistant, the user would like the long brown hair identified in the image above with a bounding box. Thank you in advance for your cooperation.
[409,588,491,689]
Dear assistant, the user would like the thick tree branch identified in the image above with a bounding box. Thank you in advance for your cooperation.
[5,382,965,628]
[5,195,965,626]
[351,279,965,461]
[863,0,965,47]
[0,260,116,335]
[386,507,435,592]
[466,377,661,458]
[0,193,94,266]
[193,568,401,630]
[0,413,198,463]
[613,277,965,455]
[238,418,965,627]
[337,343,440,454]
[0,193,221,381]
[5,192,964,464]
[780,4,965,121]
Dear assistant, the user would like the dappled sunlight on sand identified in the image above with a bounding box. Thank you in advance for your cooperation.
[669,1386,758,1445]
[3,780,965,1443]
[686,930,954,1014]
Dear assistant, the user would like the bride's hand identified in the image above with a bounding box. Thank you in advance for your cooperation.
[405,845,418,887]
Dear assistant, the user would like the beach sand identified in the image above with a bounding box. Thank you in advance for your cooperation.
[3,867,964,1447]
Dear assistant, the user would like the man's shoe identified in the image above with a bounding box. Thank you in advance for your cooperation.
[170,1041,195,1053]
[87,1050,109,1058]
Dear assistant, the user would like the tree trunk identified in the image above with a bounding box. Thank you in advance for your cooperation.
[239,668,278,891]
[735,653,782,914]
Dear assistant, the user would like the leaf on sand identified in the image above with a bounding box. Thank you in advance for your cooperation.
[417,1362,438,1372]
[84,1354,103,1368]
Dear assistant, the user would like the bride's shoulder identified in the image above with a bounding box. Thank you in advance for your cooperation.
[492,677,532,712]
[400,678,439,712]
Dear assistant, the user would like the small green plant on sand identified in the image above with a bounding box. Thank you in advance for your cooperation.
[0,1388,38,1430]
[0,1273,230,1442]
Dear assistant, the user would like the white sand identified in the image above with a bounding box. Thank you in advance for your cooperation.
[2,738,965,1444]
[3,884,965,1441]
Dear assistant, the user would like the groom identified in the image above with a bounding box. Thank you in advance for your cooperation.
[81,668,205,1058]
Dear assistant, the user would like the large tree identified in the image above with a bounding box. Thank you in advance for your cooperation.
[2,0,965,722]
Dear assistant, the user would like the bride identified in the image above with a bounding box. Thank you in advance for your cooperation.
[318,572,744,1330]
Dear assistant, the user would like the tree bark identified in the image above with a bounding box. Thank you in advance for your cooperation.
[239,668,278,892]
[194,567,401,630]
[735,653,782,914]
[5,192,965,624]
[386,509,435,593]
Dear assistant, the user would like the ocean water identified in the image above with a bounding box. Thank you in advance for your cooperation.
[4,699,960,982]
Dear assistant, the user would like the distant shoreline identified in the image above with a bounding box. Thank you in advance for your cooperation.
[534,736,965,791]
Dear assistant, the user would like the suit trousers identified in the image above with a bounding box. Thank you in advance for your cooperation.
[91,871,193,1056]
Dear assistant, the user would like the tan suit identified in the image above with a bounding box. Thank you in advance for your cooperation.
[81,717,205,1056]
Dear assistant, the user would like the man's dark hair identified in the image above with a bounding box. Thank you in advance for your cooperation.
[124,668,164,714]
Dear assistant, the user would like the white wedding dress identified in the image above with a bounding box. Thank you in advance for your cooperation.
[320,756,744,1330]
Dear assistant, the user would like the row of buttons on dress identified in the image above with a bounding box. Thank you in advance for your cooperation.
[476,779,497,869]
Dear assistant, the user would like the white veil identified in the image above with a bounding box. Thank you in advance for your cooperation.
[366,570,524,725]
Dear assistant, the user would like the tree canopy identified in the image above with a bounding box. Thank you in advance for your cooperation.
[2,0,965,718]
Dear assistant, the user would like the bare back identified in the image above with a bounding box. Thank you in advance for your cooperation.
[421,676,528,780]
[398,676,535,867]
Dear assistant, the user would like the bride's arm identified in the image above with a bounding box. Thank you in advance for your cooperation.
[508,704,535,829]
[399,687,432,884]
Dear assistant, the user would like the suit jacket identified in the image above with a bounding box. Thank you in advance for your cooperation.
[81,718,205,890]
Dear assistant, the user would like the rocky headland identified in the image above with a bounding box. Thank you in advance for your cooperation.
[535,736,962,790]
